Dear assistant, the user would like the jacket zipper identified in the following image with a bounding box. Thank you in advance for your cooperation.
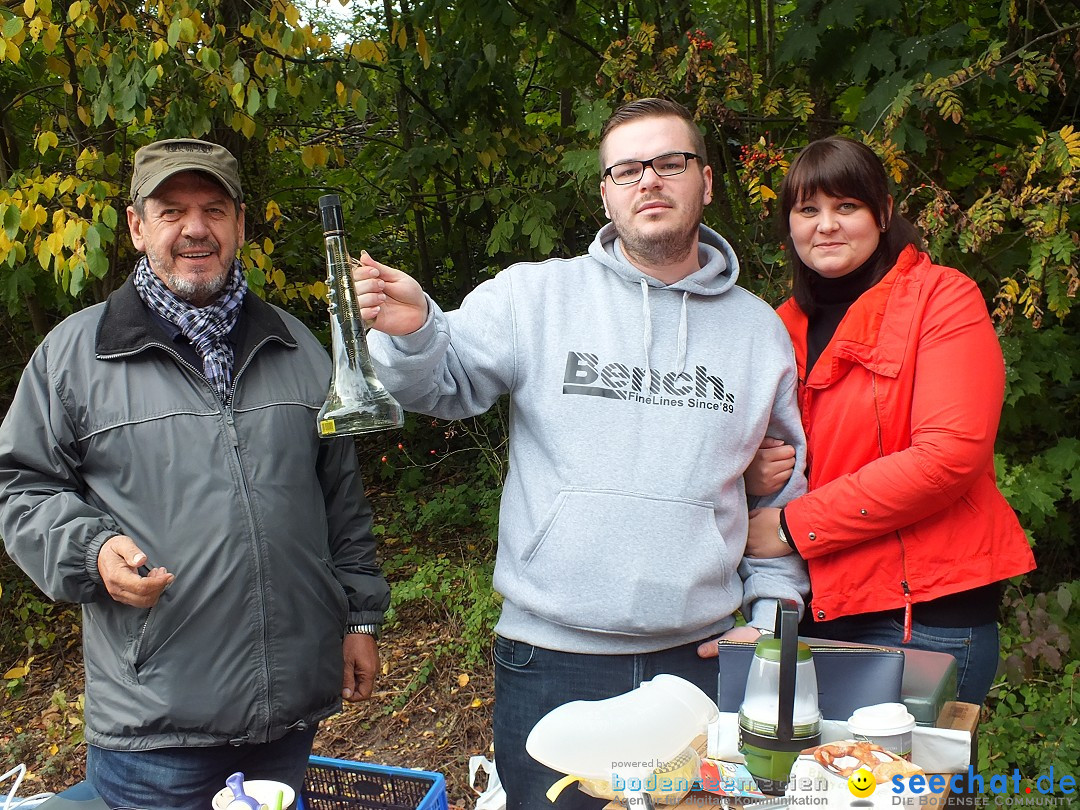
[225,338,280,741]
[103,336,281,739]
[872,373,913,643]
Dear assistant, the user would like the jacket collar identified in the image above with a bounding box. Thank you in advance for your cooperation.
[782,245,926,385]
[96,272,297,367]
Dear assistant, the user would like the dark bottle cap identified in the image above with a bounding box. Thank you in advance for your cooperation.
[318,194,345,233]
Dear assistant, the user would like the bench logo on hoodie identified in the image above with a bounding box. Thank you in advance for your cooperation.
[562,352,735,412]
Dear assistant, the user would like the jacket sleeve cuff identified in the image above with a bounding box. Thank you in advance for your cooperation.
[84,530,118,587]
[347,610,386,627]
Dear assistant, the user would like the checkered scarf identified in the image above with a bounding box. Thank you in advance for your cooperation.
[133,255,247,402]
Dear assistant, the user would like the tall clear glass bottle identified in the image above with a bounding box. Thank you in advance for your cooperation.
[316,194,404,436]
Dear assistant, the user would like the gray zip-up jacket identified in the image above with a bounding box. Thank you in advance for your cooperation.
[0,276,389,750]
[370,224,808,654]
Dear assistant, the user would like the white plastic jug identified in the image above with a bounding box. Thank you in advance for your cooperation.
[525,674,718,805]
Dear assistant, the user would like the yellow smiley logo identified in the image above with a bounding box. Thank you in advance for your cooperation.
[848,767,876,798]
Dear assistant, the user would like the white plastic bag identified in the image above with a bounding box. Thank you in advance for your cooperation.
[468,756,506,810]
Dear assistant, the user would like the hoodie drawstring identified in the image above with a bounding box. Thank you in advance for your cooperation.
[639,280,691,378]
[676,291,689,375]
[639,278,653,381]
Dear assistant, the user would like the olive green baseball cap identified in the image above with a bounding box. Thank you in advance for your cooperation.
[130,138,244,202]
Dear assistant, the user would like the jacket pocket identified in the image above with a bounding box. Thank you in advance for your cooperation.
[515,488,734,636]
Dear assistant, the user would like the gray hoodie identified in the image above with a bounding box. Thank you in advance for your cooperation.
[370,224,808,653]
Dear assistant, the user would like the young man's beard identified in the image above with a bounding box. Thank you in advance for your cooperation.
[611,195,704,269]
[617,223,700,267]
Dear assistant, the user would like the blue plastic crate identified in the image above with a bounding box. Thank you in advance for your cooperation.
[301,755,448,810]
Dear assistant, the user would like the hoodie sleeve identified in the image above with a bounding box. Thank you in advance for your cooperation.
[740,351,810,625]
[0,340,120,604]
[367,271,517,419]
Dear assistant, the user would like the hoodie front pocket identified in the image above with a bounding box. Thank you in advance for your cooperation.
[515,488,736,636]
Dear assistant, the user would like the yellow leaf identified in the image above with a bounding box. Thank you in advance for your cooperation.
[265,199,281,222]
[470,698,483,708]
[37,239,53,270]
[262,237,274,255]
[271,268,285,288]
[19,205,36,233]
[42,20,59,51]
[284,2,299,26]
[77,105,91,127]
[300,146,315,171]
[120,13,136,30]
[46,55,67,76]
[241,116,255,138]
[49,744,58,755]
[3,665,29,679]
[68,0,81,21]
[7,40,21,64]
[416,28,430,68]
[348,39,385,63]
[457,673,470,687]
[24,0,37,16]
[759,185,776,201]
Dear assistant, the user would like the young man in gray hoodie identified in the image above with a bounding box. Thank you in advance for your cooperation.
[353,98,808,809]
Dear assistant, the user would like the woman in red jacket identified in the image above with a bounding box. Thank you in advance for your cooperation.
[745,136,1035,704]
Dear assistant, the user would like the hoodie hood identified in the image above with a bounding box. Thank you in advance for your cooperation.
[588,222,740,295]
[588,222,741,376]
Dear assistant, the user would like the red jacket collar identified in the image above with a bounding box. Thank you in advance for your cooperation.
[778,245,926,386]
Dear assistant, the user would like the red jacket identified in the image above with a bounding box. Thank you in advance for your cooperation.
[777,247,1035,622]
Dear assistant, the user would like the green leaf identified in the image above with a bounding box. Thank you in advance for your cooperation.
[230,58,246,84]
[199,47,220,71]
[87,248,109,279]
[245,85,261,116]
[166,17,181,47]
[2,204,19,241]
[3,16,24,37]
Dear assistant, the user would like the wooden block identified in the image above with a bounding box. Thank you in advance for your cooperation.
[935,701,981,735]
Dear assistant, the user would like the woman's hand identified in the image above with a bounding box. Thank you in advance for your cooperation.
[744,437,796,497]
[745,507,792,558]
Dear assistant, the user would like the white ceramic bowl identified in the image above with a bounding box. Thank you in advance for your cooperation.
[210,780,296,810]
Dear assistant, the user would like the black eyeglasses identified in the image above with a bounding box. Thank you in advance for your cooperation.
[603,152,700,185]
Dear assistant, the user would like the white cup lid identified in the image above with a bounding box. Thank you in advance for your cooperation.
[847,702,916,737]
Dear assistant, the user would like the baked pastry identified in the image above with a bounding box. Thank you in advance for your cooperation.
[804,740,926,780]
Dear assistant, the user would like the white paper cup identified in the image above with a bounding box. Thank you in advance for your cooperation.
[847,702,917,761]
[210,780,295,810]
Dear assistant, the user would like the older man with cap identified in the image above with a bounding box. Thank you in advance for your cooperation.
[0,138,389,809]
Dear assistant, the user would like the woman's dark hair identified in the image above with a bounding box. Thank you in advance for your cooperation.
[779,136,922,314]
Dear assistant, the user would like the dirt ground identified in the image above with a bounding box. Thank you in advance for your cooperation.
[0,611,495,809]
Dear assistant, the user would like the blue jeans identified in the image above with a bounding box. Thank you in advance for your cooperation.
[86,726,317,810]
[493,635,718,810]
[807,615,999,705]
